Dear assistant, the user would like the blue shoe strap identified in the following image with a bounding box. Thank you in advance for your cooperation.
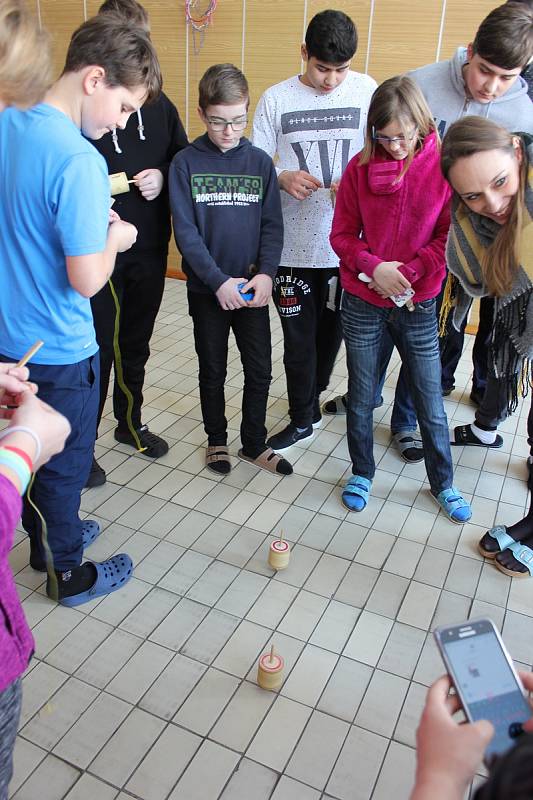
[507,541,533,575]
[343,476,371,497]
[487,525,515,552]
[438,487,468,511]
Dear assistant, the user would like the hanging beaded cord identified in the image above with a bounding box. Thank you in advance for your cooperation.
[185,0,218,55]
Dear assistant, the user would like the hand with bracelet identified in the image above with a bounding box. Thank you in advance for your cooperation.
[0,364,70,493]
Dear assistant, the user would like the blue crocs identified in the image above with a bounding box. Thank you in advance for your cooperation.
[342,475,372,512]
[81,519,101,545]
[30,519,102,572]
[432,486,472,524]
[58,554,134,608]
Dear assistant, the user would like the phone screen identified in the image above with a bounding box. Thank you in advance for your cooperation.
[436,620,531,760]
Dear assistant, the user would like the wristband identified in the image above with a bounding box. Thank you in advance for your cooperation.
[0,425,42,463]
[2,445,33,472]
[0,448,31,493]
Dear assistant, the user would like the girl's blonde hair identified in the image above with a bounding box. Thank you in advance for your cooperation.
[359,74,438,179]
[441,116,527,297]
[0,0,51,108]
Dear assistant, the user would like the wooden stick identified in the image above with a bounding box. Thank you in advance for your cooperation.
[269,644,275,664]
[16,340,44,368]
[279,530,284,543]
[127,179,137,184]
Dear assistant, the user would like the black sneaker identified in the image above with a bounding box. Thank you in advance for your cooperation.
[114,425,169,458]
[85,457,106,488]
[442,385,455,397]
[267,423,314,452]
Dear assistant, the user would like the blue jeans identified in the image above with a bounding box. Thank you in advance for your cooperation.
[375,330,417,433]
[341,293,453,495]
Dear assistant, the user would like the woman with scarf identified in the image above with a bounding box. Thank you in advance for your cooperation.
[442,115,533,577]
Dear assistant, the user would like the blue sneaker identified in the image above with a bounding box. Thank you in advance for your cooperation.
[432,487,472,524]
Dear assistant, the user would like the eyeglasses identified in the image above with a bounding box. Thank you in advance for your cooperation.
[205,115,248,132]
[372,127,418,145]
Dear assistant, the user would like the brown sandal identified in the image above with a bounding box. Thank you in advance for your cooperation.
[238,447,293,475]
[206,445,231,474]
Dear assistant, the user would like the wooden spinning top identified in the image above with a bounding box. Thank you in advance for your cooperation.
[257,644,284,691]
[109,171,136,196]
[268,530,290,570]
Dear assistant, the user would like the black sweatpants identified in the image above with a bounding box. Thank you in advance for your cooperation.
[188,291,272,455]
[272,267,343,428]
[91,249,167,433]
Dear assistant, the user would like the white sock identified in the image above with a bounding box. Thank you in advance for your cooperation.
[471,422,497,445]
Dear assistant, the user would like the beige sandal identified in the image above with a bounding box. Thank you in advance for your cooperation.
[238,447,293,475]
[206,445,231,474]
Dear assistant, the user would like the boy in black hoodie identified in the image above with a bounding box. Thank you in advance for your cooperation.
[87,0,188,487]
[170,63,292,477]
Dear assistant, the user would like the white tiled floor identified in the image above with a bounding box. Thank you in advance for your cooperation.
[9,278,533,799]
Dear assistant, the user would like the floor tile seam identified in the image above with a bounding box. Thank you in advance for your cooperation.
[249,703,353,798]
[85,714,204,799]
[240,693,350,795]
[10,748,85,800]
[33,606,115,669]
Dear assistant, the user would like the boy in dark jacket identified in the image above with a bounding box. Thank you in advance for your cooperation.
[87,0,188,487]
[170,63,292,477]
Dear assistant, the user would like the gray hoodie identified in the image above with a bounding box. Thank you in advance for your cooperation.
[409,47,533,137]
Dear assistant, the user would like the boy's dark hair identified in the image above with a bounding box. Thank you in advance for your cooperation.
[198,63,249,110]
[473,2,533,69]
[64,15,161,103]
[98,0,150,31]
[305,9,357,64]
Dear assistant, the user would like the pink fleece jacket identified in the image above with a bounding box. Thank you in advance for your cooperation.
[330,131,451,307]
[0,475,34,693]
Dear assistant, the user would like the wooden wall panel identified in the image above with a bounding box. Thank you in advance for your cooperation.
[38,0,84,79]
[439,0,496,61]
[185,0,243,139]
[245,0,303,119]
[367,0,443,82]
[307,0,372,75]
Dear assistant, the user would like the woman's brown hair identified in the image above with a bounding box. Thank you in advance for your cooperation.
[442,116,528,297]
[359,74,438,179]
[0,0,51,108]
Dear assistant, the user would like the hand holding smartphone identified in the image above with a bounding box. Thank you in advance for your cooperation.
[434,618,532,764]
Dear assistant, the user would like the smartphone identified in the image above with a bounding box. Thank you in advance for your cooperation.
[434,619,531,762]
[390,288,415,308]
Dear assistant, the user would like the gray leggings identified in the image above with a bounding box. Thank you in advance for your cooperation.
[0,679,22,800]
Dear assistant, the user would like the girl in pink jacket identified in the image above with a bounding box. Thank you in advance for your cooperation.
[330,75,471,523]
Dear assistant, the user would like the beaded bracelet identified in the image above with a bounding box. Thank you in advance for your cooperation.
[0,447,31,493]
[0,425,42,463]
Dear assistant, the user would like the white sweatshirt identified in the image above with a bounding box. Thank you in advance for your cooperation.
[253,71,377,269]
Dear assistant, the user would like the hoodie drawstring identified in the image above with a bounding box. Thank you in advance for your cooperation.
[111,111,146,154]
[111,127,122,154]
[137,109,146,141]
